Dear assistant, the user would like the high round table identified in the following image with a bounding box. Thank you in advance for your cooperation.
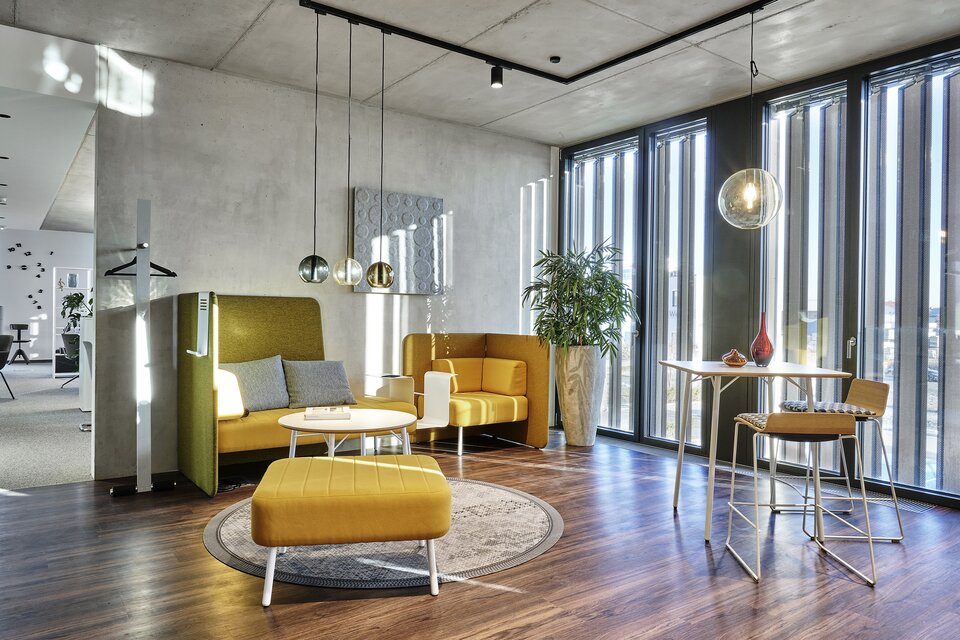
[278,408,416,458]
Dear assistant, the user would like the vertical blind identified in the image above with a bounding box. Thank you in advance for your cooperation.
[764,84,847,470]
[862,52,960,491]
[647,121,707,444]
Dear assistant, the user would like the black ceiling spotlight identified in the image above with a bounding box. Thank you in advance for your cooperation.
[0,113,10,118]
[491,65,503,89]
[300,0,776,85]
[549,56,561,64]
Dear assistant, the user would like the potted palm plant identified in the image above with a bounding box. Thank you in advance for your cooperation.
[522,243,638,446]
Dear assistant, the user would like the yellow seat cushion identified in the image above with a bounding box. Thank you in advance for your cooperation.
[448,391,528,427]
[217,398,417,453]
[432,357,483,392]
[481,358,526,396]
[251,455,451,547]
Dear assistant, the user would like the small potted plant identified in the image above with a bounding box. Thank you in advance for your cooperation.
[60,292,93,361]
[522,243,638,446]
[61,292,93,333]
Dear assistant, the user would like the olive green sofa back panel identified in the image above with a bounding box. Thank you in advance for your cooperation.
[178,293,327,496]
[218,295,324,363]
[177,292,218,497]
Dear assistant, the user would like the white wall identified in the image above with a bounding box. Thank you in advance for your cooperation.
[94,52,553,480]
[0,228,94,359]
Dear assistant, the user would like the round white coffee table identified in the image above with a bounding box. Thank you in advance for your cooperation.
[278,408,416,458]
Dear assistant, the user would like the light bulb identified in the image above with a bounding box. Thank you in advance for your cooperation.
[743,182,758,210]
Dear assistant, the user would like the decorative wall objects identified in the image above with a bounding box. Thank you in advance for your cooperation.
[352,187,444,295]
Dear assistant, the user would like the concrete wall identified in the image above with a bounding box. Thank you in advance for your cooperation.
[94,52,553,480]
[0,228,94,359]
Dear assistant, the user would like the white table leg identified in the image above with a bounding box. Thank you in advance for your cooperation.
[704,376,722,543]
[360,432,367,456]
[767,376,778,509]
[326,434,336,458]
[672,372,693,509]
[402,429,411,455]
[804,378,815,410]
[288,430,298,458]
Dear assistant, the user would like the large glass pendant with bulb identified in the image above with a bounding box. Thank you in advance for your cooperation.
[717,11,782,230]
[299,13,329,283]
[333,22,363,286]
[366,30,394,289]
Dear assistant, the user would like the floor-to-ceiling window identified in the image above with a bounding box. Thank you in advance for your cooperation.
[645,121,707,446]
[861,51,960,493]
[558,39,960,505]
[564,138,639,434]
[763,84,847,471]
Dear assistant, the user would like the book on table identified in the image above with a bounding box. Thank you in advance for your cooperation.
[304,406,351,420]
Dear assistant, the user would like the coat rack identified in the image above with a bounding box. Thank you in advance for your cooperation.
[104,199,178,497]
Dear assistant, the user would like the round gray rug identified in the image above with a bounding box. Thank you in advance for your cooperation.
[203,478,564,589]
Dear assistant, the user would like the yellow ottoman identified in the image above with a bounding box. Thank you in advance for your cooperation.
[251,455,452,605]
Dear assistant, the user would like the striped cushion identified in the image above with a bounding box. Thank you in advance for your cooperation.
[735,413,768,430]
[781,400,876,416]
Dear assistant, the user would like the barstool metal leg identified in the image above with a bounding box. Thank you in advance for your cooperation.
[725,423,761,582]
[872,418,905,542]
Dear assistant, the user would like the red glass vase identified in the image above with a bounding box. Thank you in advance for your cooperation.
[751,311,774,367]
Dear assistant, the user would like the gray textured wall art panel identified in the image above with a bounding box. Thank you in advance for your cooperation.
[353,187,445,294]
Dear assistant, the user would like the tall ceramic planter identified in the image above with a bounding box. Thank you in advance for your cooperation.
[556,345,605,447]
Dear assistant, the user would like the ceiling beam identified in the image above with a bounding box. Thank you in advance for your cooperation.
[298,0,778,85]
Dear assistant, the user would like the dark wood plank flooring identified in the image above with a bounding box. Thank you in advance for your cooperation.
[1,434,958,640]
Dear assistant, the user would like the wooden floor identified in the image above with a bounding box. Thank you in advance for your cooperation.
[2,434,958,640]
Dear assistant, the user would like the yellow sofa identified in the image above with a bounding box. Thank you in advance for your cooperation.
[402,333,550,451]
[178,293,416,496]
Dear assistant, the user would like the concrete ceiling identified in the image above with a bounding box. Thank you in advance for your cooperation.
[3,0,960,145]
[42,118,95,233]
[0,85,95,232]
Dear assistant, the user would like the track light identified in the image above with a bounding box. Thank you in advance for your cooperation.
[490,65,503,89]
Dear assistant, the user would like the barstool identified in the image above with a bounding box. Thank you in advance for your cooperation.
[781,379,903,541]
[726,412,877,586]
[9,323,30,364]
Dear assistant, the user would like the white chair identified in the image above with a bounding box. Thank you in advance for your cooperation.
[416,371,462,454]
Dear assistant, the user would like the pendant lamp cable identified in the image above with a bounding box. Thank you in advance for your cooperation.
[345,23,353,257]
[747,11,759,167]
[379,30,385,264]
[313,13,319,259]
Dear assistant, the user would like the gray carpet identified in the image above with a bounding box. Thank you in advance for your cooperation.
[0,362,91,489]
[204,479,564,589]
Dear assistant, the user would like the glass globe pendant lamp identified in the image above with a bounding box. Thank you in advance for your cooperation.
[299,13,329,284]
[717,168,783,229]
[333,257,363,285]
[718,11,783,231]
[366,260,394,288]
[299,255,329,283]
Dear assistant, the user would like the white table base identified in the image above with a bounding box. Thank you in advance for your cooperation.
[287,428,411,458]
[672,372,818,542]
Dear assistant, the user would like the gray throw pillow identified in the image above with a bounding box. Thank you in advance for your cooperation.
[282,360,357,409]
[220,355,289,412]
